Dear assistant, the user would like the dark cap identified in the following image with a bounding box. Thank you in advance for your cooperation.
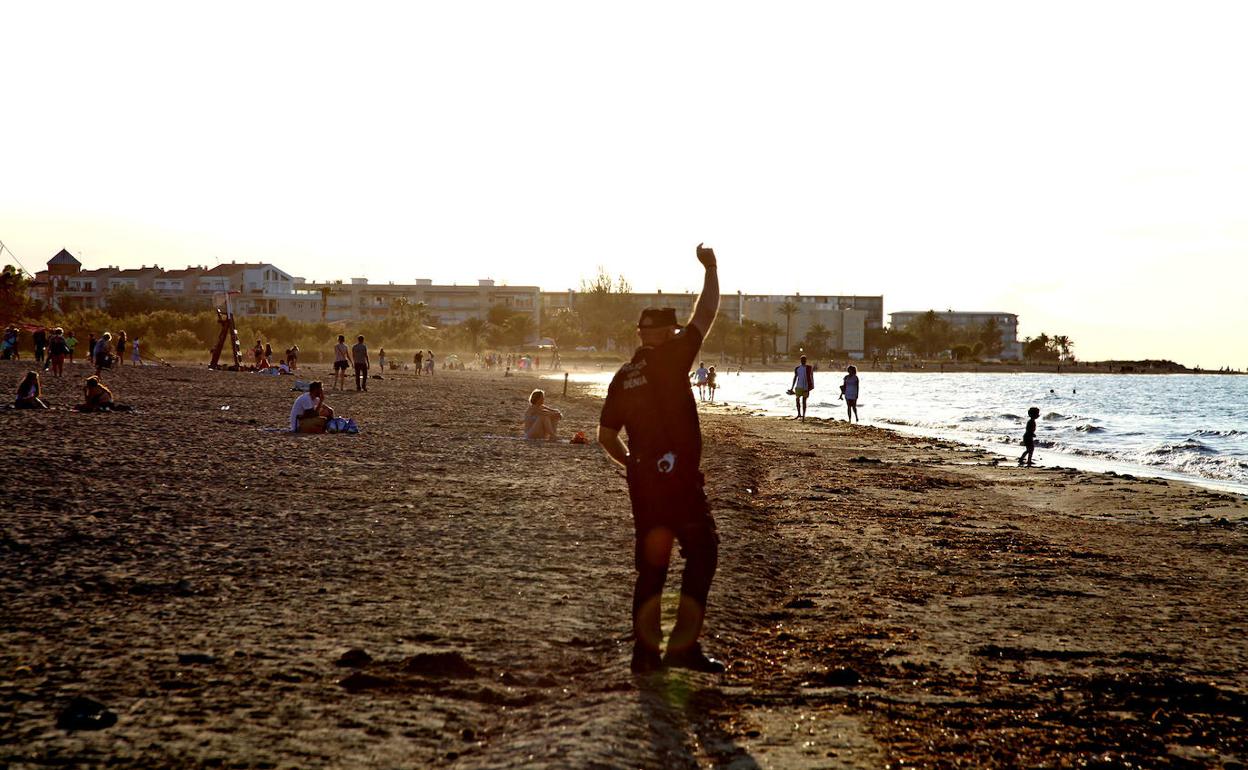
[637,307,679,329]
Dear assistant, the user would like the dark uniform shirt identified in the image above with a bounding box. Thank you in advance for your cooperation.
[600,326,704,481]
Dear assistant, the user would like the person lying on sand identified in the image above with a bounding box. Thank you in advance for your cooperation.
[78,376,115,412]
[16,371,49,409]
[290,380,335,433]
[523,389,562,440]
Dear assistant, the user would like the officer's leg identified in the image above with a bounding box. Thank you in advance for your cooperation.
[667,514,719,654]
[633,525,674,652]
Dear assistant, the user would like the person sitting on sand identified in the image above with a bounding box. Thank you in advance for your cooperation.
[523,389,562,440]
[290,380,335,433]
[79,376,114,412]
[16,371,49,409]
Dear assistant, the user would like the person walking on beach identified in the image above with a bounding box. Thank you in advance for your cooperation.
[790,355,814,421]
[840,365,860,422]
[706,366,717,403]
[131,338,142,367]
[333,335,350,391]
[93,333,112,376]
[114,331,127,366]
[413,349,423,375]
[425,350,435,375]
[378,347,387,374]
[352,335,370,391]
[33,327,47,365]
[693,361,710,401]
[253,340,264,368]
[597,243,723,676]
[1018,406,1040,467]
[47,328,69,377]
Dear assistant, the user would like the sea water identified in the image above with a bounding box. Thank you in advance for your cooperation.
[556,370,1248,494]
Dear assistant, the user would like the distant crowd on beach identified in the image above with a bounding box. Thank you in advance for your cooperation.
[4,325,147,374]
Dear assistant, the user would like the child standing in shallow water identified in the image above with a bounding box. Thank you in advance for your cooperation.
[1019,406,1040,466]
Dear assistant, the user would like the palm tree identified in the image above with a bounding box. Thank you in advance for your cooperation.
[759,321,781,365]
[460,317,486,352]
[777,300,801,354]
[1053,334,1074,360]
[735,321,757,363]
[804,323,832,357]
[503,314,535,347]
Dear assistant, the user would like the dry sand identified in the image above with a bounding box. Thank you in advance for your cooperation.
[2,359,1246,769]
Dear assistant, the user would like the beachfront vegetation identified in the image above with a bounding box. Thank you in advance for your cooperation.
[1022,333,1076,362]
[777,300,800,353]
[1,266,40,325]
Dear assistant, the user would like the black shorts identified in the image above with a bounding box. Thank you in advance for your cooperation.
[334,360,349,371]
[627,466,713,523]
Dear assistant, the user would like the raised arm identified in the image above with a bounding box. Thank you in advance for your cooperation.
[687,243,720,339]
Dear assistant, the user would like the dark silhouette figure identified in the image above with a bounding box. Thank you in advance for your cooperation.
[598,244,724,676]
[1019,406,1040,467]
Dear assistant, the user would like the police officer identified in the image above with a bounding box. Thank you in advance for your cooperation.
[598,243,722,675]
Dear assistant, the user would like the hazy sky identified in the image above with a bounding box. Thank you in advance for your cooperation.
[4,1,1246,365]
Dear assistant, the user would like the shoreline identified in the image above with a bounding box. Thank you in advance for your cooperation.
[550,369,1248,498]
[3,362,1246,768]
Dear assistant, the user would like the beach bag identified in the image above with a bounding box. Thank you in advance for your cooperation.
[326,417,360,434]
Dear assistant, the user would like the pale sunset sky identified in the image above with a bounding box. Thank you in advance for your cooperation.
[3,2,1246,366]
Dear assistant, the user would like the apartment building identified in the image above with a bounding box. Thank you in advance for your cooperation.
[290,277,541,328]
[888,310,1022,359]
[33,252,296,314]
[542,290,880,355]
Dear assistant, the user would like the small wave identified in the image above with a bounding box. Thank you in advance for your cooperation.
[999,413,1022,420]
[1076,424,1106,434]
[1043,412,1065,420]
[1189,429,1248,438]
[1135,453,1248,483]
[1148,439,1218,457]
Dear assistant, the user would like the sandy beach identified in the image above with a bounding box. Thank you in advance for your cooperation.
[2,359,1245,769]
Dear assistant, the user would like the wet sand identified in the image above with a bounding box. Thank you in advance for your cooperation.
[2,359,1246,769]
